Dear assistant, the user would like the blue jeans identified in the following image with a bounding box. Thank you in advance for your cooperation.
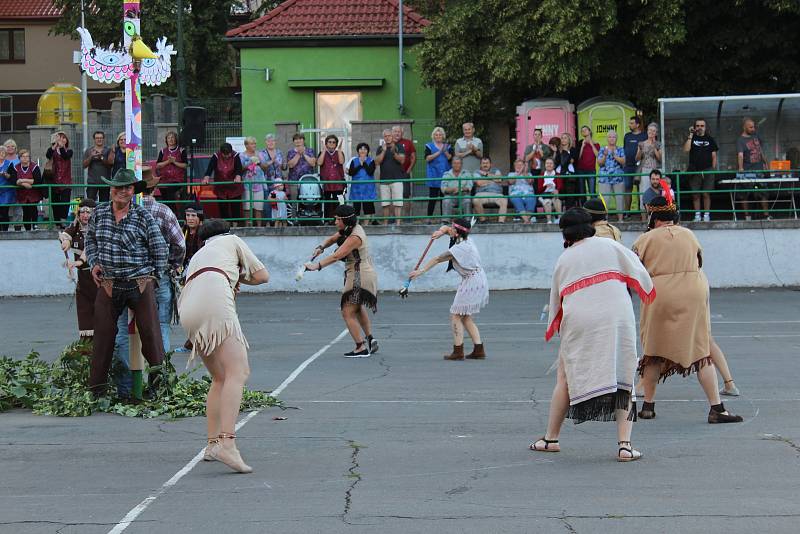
[113,272,172,395]
[113,312,133,397]
[510,195,536,214]
[154,271,172,353]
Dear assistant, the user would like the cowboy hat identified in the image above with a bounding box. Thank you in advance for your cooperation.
[101,168,146,193]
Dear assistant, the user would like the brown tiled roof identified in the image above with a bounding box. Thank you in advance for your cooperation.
[227,0,430,39]
[0,0,61,20]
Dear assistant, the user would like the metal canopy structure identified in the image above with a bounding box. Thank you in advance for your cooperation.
[658,93,800,174]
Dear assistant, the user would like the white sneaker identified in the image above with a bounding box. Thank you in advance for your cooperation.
[745,215,752,221]
[703,212,711,222]
[693,212,701,222]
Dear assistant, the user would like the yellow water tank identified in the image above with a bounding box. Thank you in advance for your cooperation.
[37,83,88,126]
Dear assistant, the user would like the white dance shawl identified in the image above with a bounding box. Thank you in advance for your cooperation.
[545,237,655,409]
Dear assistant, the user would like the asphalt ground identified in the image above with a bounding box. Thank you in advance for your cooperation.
[1,288,800,534]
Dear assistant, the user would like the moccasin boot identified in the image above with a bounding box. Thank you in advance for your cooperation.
[466,343,486,360]
[444,345,464,360]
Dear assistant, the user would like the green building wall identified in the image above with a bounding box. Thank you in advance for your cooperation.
[239,43,436,176]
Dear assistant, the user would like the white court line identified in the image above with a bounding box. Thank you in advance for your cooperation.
[107,328,348,534]
[374,320,800,327]
[296,398,792,404]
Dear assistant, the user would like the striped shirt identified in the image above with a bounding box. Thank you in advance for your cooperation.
[142,196,186,269]
[86,202,168,279]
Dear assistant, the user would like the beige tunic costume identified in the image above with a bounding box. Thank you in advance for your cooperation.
[593,220,622,242]
[179,234,265,361]
[340,224,378,312]
[632,225,711,379]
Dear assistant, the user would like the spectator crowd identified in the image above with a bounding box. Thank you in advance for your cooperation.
[0,116,787,230]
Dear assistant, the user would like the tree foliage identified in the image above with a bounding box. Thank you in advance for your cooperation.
[418,0,800,134]
[51,0,242,97]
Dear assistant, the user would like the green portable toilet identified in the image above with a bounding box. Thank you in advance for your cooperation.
[576,97,638,209]
[576,97,637,149]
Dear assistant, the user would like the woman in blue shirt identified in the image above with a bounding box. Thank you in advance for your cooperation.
[424,127,454,218]
[347,142,378,224]
[597,130,626,222]
[0,144,16,231]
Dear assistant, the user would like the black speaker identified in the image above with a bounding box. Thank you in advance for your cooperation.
[180,106,206,146]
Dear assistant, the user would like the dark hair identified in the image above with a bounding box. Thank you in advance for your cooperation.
[649,168,663,179]
[79,198,97,209]
[559,208,595,247]
[219,142,233,155]
[548,137,561,149]
[292,133,305,141]
[534,128,543,134]
[356,142,370,153]
[630,116,641,125]
[335,204,358,245]
[198,219,231,241]
[481,156,492,163]
[582,197,607,222]
[92,130,105,139]
[452,217,471,240]
[325,134,338,145]
[694,118,706,126]
[646,196,679,227]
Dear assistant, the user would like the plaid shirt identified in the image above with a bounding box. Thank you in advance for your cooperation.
[86,202,168,279]
[142,196,186,269]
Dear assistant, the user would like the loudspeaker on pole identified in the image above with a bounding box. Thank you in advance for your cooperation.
[180,106,206,147]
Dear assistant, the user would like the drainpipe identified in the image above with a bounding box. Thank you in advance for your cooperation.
[398,0,405,115]
[80,0,89,186]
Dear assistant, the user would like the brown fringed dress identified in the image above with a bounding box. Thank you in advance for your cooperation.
[632,225,712,381]
[340,224,378,312]
[62,223,97,337]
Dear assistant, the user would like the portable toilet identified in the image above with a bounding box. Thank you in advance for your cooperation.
[576,97,637,150]
[37,83,86,126]
[515,99,575,159]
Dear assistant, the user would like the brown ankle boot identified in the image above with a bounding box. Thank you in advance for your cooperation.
[466,343,486,359]
[444,345,464,360]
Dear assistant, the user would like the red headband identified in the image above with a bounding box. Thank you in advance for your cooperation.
[453,223,470,233]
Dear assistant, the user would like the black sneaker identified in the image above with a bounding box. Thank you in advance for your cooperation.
[367,335,379,354]
[344,342,370,358]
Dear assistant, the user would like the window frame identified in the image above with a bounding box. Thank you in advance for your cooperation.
[0,28,25,64]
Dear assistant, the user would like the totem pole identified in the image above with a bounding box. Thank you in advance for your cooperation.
[78,2,175,399]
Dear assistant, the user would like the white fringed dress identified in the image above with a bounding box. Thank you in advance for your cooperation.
[448,239,489,316]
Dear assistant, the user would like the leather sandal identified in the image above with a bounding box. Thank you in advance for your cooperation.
[203,437,218,462]
[617,441,642,462]
[530,437,560,452]
[211,433,253,474]
[720,379,740,397]
[638,401,656,419]
[708,408,743,424]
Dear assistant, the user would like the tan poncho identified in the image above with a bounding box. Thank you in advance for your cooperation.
[632,225,711,379]
[546,237,655,422]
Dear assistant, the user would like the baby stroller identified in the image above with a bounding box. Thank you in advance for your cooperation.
[296,173,324,226]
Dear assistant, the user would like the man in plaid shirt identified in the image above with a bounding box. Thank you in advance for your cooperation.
[114,168,185,374]
[85,168,168,396]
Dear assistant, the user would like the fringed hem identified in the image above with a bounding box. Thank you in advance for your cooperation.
[449,295,489,316]
[637,355,713,382]
[341,289,378,313]
[188,319,249,367]
[566,390,636,424]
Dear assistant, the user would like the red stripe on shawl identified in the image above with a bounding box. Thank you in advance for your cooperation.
[545,306,563,341]
[544,271,656,341]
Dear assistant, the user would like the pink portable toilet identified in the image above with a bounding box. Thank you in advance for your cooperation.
[515,99,576,159]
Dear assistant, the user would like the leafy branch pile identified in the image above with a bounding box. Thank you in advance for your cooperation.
[0,340,280,418]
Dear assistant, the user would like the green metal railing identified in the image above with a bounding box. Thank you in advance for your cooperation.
[0,168,797,229]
